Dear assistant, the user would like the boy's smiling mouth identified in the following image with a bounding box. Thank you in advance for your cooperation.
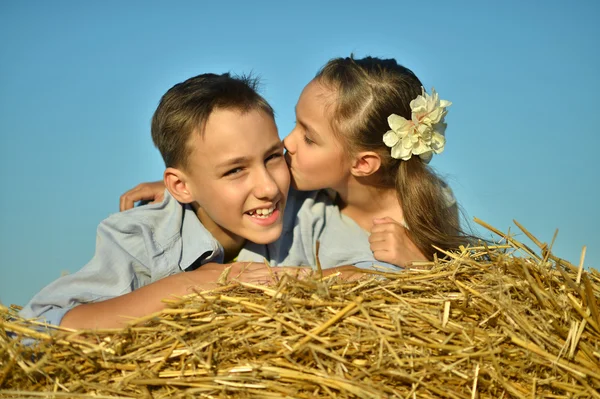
[245,201,281,226]
[247,204,276,218]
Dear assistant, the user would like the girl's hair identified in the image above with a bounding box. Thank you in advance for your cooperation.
[315,56,471,259]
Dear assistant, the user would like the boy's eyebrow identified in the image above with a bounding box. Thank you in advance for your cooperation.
[216,156,250,169]
[216,142,284,169]
[264,140,284,155]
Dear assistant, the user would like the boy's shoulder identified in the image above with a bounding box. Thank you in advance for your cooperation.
[103,189,184,239]
[100,189,222,269]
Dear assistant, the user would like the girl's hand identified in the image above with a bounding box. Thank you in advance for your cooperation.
[193,262,313,286]
[321,265,366,281]
[369,217,428,268]
[196,263,365,286]
[120,181,166,211]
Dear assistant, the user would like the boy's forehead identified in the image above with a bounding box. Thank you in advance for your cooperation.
[203,107,275,133]
[189,108,280,159]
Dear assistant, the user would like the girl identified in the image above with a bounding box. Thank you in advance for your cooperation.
[121,56,470,270]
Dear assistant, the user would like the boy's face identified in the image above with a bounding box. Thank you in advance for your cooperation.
[180,108,289,245]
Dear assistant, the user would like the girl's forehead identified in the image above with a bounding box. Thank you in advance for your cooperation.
[303,80,335,99]
[297,81,336,116]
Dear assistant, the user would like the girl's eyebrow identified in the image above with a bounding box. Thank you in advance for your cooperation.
[295,106,320,138]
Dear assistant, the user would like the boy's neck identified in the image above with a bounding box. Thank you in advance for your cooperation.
[192,203,246,262]
[335,179,404,231]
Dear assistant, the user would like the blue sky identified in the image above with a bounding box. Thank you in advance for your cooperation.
[1,1,598,307]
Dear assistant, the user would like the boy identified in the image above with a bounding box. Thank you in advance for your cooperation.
[19,73,291,329]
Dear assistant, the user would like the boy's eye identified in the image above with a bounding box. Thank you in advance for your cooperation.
[266,152,283,162]
[303,134,314,145]
[224,167,243,177]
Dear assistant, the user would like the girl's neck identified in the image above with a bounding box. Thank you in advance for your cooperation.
[335,178,404,231]
[193,203,246,262]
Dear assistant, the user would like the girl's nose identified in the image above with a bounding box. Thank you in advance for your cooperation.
[283,131,296,154]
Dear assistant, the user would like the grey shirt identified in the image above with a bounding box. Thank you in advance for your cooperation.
[238,188,400,270]
[19,191,224,326]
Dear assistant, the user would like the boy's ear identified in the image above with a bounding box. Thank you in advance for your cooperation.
[164,167,194,203]
[350,151,382,177]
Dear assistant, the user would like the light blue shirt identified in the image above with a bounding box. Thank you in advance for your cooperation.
[20,186,453,326]
[19,191,224,326]
[238,188,400,271]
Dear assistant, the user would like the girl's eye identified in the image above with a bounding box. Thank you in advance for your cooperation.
[303,135,314,145]
[224,167,243,177]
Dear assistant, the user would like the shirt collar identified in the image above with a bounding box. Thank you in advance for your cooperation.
[156,190,224,271]
[180,202,224,270]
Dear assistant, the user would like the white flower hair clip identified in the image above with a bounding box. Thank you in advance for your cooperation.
[382,87,451,163]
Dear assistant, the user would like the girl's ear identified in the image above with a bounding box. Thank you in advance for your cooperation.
[350,151,382,177]
[164,167,194,203]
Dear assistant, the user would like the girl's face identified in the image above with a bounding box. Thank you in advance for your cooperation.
[283,80,352,191]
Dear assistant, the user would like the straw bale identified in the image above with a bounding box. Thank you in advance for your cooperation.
[1,220,599,398]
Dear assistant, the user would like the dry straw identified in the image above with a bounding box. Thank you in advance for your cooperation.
[1,219,599,398]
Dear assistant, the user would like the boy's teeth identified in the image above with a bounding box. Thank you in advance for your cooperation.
[249,205,276,218]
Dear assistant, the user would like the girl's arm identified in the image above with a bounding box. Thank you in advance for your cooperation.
[120,181,165,211]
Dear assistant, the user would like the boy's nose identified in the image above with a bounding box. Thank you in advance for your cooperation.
[254,169,279,200]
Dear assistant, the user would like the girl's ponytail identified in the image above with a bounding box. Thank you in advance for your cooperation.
[396,157,466,259]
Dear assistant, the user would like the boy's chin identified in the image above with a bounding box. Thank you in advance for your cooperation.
[244,226,283,245]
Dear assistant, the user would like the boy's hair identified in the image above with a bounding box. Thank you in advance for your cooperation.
[151,73,274,169]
